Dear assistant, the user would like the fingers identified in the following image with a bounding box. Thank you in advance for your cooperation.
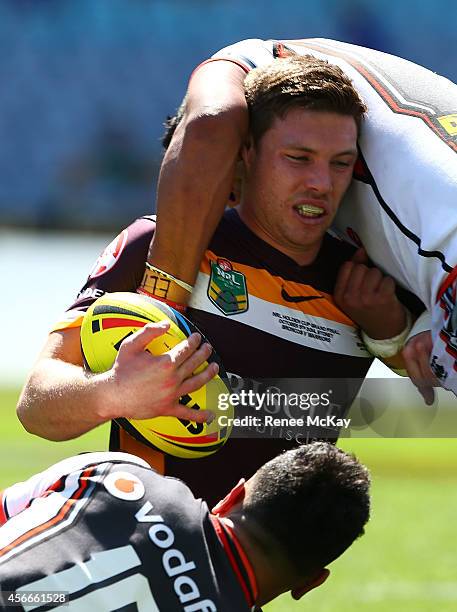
[335,262,379,306]
[402,332,438,405]
[335,248,371,299]
[355,268,381,297]
[351,247,369,264]
[179,362,219,397]
[403,350,433,404]
[178,342,213,379]
[334,261,353,302]
[378,275,396,297]
[120,321,171,354]
[417,385,435,406]
[166,332,203,367]
[168,403,216,424]
[336,261,395,306]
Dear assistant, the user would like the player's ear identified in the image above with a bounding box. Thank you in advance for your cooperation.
[211,478,246,516]
[241,135,255,168]
[291,568,330,600]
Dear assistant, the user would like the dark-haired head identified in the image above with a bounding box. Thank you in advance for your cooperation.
[215,442,370,605]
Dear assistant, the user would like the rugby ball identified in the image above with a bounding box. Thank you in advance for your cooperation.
[80,292,233,458]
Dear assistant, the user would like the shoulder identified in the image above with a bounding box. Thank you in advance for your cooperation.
[87,216,155,280]
[0,452,151,523]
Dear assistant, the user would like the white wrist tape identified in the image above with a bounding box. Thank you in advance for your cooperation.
[361,310,412,358]
[405,309,431,343]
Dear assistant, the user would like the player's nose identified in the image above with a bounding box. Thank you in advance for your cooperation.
[303,163,332,193]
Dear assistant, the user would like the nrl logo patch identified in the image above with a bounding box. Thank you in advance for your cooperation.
[208,258,248,315]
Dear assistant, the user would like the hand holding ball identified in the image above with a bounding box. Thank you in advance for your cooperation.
[80,292,233,458]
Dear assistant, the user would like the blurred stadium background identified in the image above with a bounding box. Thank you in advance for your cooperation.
[1,1,456,610]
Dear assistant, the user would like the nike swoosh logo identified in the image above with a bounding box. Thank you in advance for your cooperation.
[281,288,324,303]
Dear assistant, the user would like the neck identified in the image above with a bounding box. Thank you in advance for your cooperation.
[236,204,322,266]
[219,515,291,606]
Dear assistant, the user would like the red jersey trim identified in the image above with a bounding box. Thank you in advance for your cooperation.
[190,57,251,82]
[210,515,258,606]
[0,492,7,526]
[0,466,95,559]
[436,264,457,302]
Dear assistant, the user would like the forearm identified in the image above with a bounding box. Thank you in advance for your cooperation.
[361,309,413,371]
[16,358,114,441]
[148,61,248,293]
[150,116,243,282]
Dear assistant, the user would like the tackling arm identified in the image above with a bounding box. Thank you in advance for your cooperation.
[335,258,439,403]
[402,328,439,405]
[333,248,410,370]
[145,60,249,306]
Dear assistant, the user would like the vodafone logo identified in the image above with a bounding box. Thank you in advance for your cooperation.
[104,471,145,501]
[89,229,128,278]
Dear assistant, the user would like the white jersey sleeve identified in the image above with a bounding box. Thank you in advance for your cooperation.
[0,452,149,525]
[210,38,275,72]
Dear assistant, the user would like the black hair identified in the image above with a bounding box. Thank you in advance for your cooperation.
[244,442,370,574]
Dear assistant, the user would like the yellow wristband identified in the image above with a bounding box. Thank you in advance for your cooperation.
[139,264,194,308]
[145,263,193,293]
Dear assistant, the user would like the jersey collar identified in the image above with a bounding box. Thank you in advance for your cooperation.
[210,515,259,608]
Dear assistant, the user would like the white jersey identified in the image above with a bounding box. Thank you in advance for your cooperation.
[212,38,457,312]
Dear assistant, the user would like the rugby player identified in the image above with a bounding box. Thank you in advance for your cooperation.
[144,38,455,403]
[0,443,370,611]
[17,56,417,505]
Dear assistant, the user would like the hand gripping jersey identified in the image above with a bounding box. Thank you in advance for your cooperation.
[0,453,255,611]
[211,38,457,391]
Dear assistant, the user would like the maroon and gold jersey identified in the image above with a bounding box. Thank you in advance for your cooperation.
[55,209,371,375]
[52,209,374,504]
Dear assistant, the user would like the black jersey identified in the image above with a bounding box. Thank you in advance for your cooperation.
[0,453,254,611]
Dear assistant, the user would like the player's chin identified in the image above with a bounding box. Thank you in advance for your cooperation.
[293,221,329,243]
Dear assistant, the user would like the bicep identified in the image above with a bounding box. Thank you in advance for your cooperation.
[185,60,248,125]
[38,328,84,367]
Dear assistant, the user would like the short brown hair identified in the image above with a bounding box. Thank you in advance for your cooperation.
[244,55,367,144]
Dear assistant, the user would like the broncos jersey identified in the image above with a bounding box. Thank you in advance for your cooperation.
[211,38,457,312]
[0,453,255,611]
[55,209,372,376]
[52,210,425,504]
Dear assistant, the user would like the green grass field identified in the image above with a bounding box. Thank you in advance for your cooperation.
[1,387,457,611]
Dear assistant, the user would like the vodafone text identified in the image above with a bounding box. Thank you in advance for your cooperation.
[135,501,216,611]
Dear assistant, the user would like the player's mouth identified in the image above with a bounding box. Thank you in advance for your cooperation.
[294,203,326,219]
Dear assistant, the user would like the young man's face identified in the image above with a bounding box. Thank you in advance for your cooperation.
[239,108,358,265]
